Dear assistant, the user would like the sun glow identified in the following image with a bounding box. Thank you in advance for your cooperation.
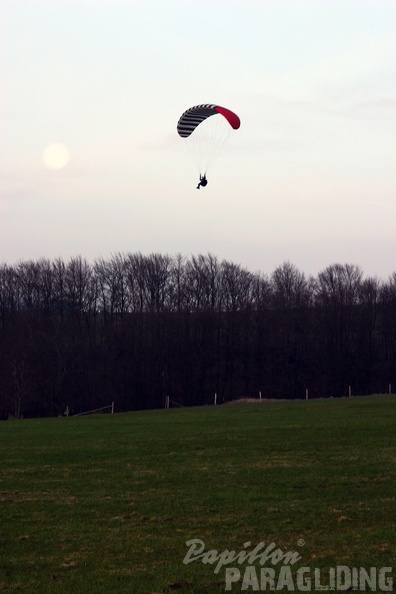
[42,143,70,170]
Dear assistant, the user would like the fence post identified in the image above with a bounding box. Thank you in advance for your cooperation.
[214,393,217,406]
[389,384,392,395]
[111,401,114,414]
[259,391,262,402]
[305,388,309,401]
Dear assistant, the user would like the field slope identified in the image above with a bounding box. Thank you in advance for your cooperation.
[0,396,395,593]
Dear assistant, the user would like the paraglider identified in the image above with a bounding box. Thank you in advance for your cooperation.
[196,174,207,190]
[177,104,240,188]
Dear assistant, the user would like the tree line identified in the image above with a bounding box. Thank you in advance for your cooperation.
[0,253,395,419]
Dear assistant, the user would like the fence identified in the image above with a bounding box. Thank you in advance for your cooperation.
[66,402,114,417]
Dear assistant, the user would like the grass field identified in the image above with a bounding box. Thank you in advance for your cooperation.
[0,396,395,593]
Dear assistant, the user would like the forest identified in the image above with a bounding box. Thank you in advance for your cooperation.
[0,253,395,419]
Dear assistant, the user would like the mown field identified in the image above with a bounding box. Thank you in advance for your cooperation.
[0,396,395,593]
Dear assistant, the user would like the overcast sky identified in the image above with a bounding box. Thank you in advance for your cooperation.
[2,0,395,279]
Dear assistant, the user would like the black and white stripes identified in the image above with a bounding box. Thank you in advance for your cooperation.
[177,104,218,138]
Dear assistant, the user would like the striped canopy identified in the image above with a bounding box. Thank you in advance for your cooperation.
[177,104,240,138]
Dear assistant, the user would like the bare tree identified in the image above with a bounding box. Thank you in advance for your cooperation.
[95,254,130,320]
[379,273,396,383]
[314,264,363,396]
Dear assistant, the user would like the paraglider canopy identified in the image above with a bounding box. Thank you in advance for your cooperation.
[177,104,240,138]
[177,103,240,181]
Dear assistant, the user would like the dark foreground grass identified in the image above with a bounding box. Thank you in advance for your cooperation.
[0,396,395,593]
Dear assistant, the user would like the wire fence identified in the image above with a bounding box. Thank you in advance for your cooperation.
[67,402,114,417]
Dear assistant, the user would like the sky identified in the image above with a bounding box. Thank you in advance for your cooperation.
[1,0,395,279]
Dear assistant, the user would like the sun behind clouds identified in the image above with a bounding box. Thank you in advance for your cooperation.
[42,143,70,170]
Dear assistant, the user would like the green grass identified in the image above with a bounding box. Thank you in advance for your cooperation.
[0,396,395,593]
